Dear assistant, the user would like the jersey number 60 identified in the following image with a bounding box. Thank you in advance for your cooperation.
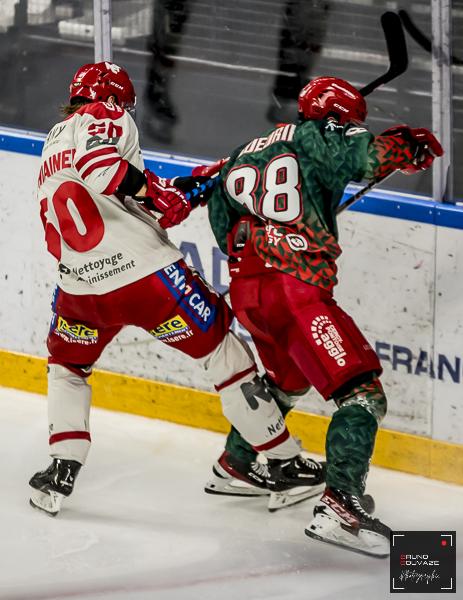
[225,154,302,223]
[40,182,105,260]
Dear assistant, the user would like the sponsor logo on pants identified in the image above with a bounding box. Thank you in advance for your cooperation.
[311,315,347,367]
[55,317,98,345]
[157,263,217,332]
[149,315,193,343]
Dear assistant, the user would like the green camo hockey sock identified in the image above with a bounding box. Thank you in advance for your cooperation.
[225,426,258,463]
[325,403,378,496]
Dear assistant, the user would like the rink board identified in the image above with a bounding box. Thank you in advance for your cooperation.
[1,127,463,483]
[1,347,463,486]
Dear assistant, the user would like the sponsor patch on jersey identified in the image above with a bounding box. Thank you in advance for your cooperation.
[286,233,308,252]
[157,263,217,332]
[265,224,284,246]
[149,315,193,343]
[55,317,98,345]
[311,315,347,367]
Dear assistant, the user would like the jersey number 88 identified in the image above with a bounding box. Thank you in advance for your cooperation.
[225,154,302,223]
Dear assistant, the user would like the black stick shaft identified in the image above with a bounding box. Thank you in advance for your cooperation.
[337,171,397,215]
[359,11,408,97]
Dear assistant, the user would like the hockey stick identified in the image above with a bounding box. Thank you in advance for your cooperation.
[398,9,463,65]
[359,11,409,97]
[336,171,397,215]
[183,176,218,202]
[335,11,409,212]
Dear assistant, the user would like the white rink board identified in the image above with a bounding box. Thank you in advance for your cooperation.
[0,149,462,443]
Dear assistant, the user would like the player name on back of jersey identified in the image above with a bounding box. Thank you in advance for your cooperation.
[37,148,76,189]
[238,124,296,157]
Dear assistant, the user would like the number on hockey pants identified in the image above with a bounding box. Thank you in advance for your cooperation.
[40,182,105,259]
[225,154,302,223]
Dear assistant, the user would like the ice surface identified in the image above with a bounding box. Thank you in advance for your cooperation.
[0,386,462,600]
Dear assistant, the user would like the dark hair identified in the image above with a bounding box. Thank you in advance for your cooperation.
[60,96,92,116]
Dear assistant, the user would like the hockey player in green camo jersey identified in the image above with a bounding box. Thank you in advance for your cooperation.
[200,77,443,557]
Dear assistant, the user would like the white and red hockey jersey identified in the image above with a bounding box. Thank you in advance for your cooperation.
[38,102,182,295]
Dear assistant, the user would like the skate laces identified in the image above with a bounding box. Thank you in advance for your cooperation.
[251,461,270,479]
[297,456,320,471]
[351,495,371,519]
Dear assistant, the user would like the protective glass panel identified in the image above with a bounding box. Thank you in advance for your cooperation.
[0,1,435,197]
[453,1,463,201]
[0,0,94,131]
[113,0,433,196]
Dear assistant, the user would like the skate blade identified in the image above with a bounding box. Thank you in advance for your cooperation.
[204,475,269,497]
[304,513,389,558]
[29,488,65,516]
[268,482,325,512]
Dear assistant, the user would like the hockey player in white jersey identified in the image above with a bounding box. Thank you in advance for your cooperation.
[30,62,325,516]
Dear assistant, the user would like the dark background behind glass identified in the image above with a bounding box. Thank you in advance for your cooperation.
[0,0,457,198]
[453,1,463,202]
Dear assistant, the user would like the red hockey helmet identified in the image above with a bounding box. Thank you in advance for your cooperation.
[298,77,367,125]
[69,62,136,110]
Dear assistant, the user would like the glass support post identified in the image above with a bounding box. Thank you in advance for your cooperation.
[432,0,453,202]
[94,0,113,62]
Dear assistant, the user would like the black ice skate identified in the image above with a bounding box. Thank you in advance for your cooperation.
[204,451,270,498]
[29,459,81,516]
[266,455,326,512]
[305,487,391,558]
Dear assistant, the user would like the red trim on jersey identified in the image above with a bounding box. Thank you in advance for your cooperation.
[75,102,125,121]
[75,147,120,172]
[49,431,91,445]
[214,364,257,392]
[252,427,290,452]
[103,159,129,195]
[81,156,122,181]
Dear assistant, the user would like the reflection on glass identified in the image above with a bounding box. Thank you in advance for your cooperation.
[267,1,330,124]
[453,1,463,201]
[0,1,451,197]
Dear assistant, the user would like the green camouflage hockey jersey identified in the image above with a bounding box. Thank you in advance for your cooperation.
[207,119,374,291]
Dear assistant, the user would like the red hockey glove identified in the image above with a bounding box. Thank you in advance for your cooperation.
[192,157,229,178]
[380,125,443,174]
[143,169,191,228]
